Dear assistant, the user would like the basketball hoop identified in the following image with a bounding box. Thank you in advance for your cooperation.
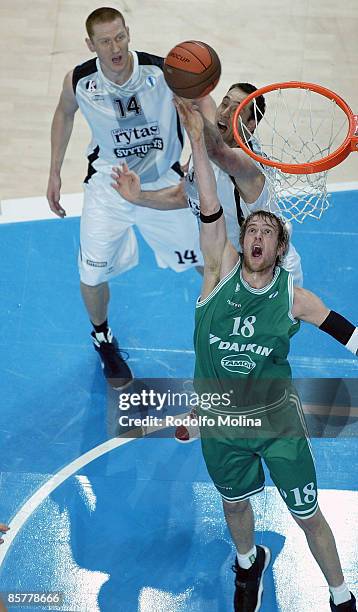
[232,81,358,223]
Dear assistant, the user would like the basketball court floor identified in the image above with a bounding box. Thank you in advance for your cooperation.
[0,187,357,611]
[1,1,357,611]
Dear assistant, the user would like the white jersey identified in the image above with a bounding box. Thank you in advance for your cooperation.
[73,51,183,184]
[184,161,240,246]
[184,160,303,285]
[184,160,272,246]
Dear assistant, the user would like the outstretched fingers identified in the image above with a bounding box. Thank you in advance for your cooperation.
[173,96,204,141]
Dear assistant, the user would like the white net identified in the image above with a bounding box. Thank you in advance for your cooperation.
[238,86,350,223]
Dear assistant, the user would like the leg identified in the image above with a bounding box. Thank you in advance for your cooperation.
[79,183,138,388]
[199,425,270,611]
[293,508,356,609]
[292,507,344,586]
[264,393,355,608]
[222,498,255,554]
[223,498,270,612]
[80,281,109,325]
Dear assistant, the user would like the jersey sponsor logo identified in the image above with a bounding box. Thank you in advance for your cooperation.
[235,283,240,292]
[114,137,164,159]
[269,291,279,299]
[221,353,256,374]
[111,122,160,146]
[209,334,273,357]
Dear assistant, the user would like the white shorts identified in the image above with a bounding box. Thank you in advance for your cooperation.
[79,167,203,286]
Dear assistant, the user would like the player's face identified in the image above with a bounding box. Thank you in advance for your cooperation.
[215,88,255,147]
[242,217,283,274]
[86,18,131,83]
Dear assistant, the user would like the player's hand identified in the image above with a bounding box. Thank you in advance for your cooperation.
[0,523,9,544]
[46,174,66,217]
[173,96,204,142]
[111,163,142,203]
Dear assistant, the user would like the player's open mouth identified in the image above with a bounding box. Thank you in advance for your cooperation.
[112,55,122,65]
[217,121,227,133]
[252,245,263,258]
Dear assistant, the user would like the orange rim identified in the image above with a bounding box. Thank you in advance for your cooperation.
[232,81,358,174]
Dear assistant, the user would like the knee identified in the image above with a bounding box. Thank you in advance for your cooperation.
[80,280,108,292]
[292,507,325,534]
[223,498,251,516]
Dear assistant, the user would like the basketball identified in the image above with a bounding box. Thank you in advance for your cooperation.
[163,40,221,99]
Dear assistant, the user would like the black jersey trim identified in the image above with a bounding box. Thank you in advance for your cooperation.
[176,110,184,148]
[229,139,258,227]
[72,58,98,93]
[84,145,100,184]
[171,161,184,178]
[137,51,184,148]
[136,51,164,70]
[229,175,245,226]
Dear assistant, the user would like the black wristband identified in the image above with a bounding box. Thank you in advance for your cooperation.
[319,310,355,345]
[200,206,223,223]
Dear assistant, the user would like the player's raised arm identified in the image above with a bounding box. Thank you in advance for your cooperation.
[292,287,358,355]
[194,94,217,122]
[174,97,238,298]
[47,71,79,218]
[111,163,187,210]
[203,116,263,185]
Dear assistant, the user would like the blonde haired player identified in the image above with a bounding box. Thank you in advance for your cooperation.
[175,95,357,612]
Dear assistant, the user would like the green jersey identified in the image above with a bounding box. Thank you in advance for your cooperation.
[194,259,300,413]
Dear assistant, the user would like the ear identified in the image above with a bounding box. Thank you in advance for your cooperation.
[126,26,130,43]
[86,37,95,53]
[246,118,257,134]
[277,241,285,260]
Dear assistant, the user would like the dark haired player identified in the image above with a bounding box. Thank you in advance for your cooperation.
[112,82,302,288]
[46,7,202,388]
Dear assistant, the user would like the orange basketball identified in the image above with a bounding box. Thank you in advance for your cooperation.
[163,40,221,99]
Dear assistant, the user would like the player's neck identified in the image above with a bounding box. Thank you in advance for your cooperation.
[100,52,134,85]
[241,262,276,289]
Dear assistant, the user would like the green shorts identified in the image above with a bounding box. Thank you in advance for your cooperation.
[199,391,318,519]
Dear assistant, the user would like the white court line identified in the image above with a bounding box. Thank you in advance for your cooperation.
[3,342,354,366]
[289,355,358,368]
[327,181,358,192]
[0,193,83,224]
[125,349,358,369]
[296,231,358,236]
[1,182,358,224]
[0,436,135,565]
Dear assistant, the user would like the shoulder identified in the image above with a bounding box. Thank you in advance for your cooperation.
[72,58,98,93]
[136,51,164,70]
